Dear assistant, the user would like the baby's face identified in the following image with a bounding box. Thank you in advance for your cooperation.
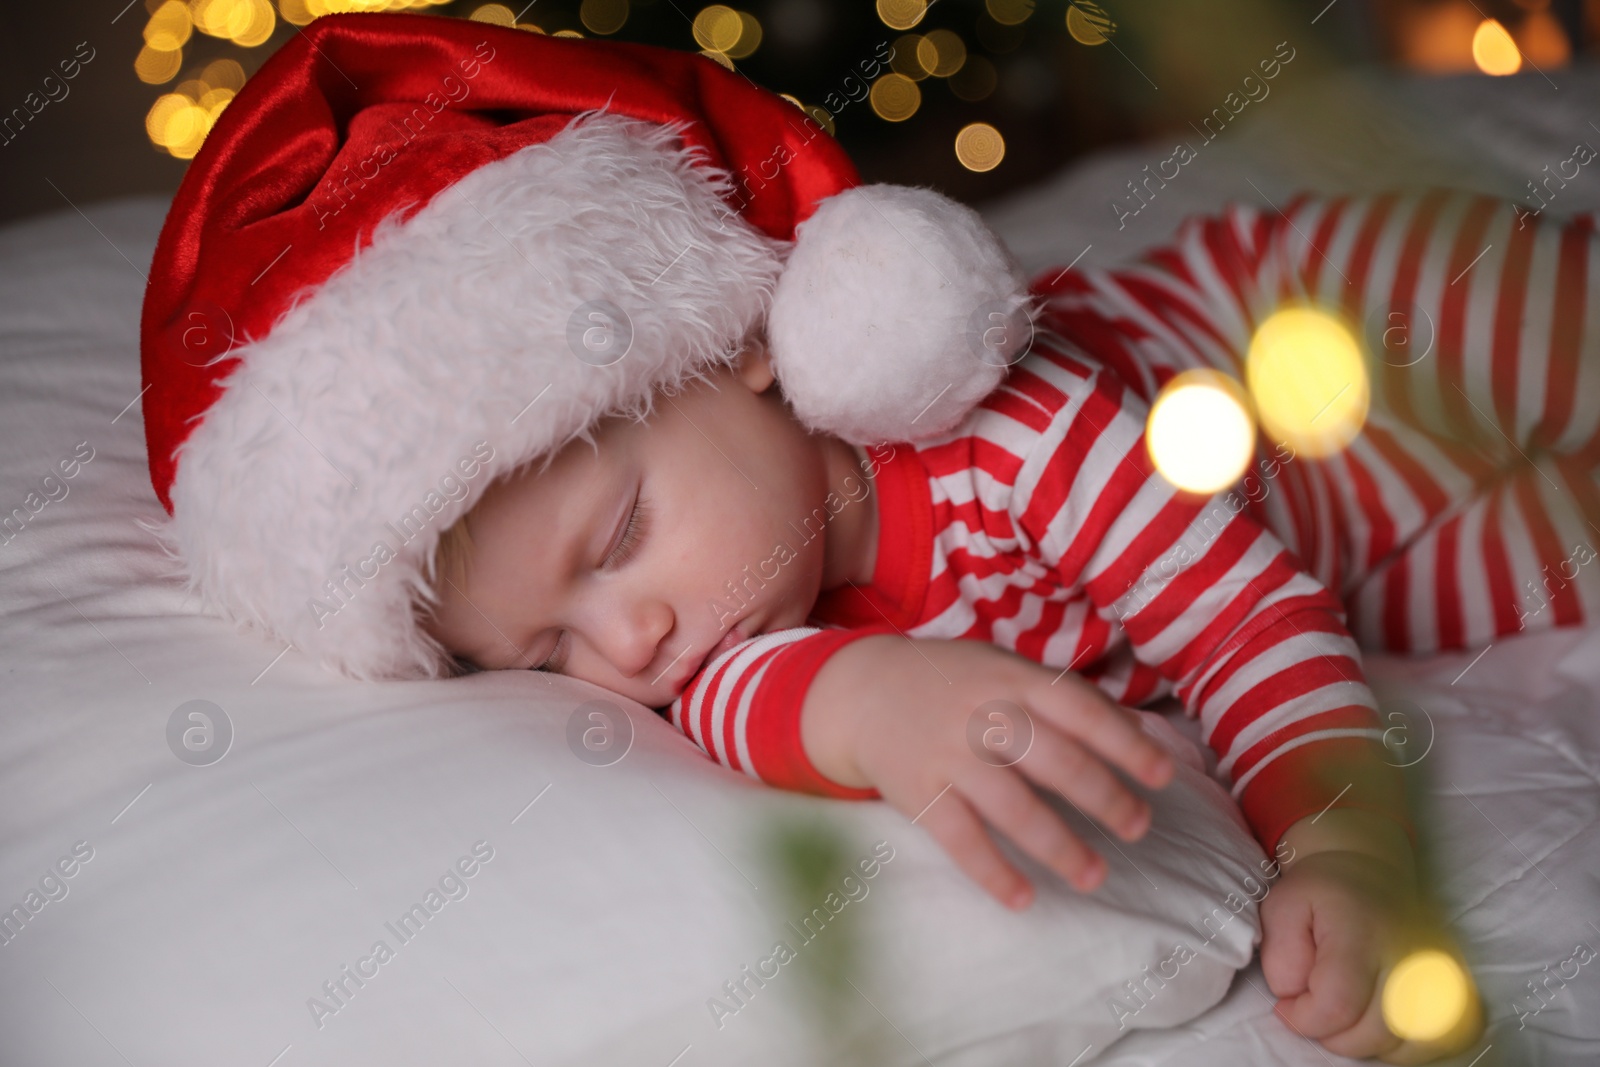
[426,341,857,707]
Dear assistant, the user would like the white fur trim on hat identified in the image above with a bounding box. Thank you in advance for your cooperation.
[154,109,788,680]
[765,183,1042,445]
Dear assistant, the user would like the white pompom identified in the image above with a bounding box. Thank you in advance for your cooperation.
[766,183,1039,445]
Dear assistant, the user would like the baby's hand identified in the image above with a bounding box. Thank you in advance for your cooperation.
[1263,811,1483,1063]
[800,634,1175,908]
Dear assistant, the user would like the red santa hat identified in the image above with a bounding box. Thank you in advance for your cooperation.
[140,11,1039,680]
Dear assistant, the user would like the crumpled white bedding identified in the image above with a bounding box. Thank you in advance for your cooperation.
[1100,630,1600,1067]
[0,56,1596,1067]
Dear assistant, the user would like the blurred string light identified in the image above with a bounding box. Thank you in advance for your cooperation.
[137,0,987,166]
[1246,306,1369,459]
[955,122,1003,172]
[579,0,629,35]
[466,2,561,32]
[138,0,454,156]
[1146,369,1256,494]
[1065,1,1114,45]
[779,91,833,137]
[694,4,761,59]
[986,0,1034,27]
[467,3,516,23]
[686,4,828,128]
[193,0,276,44]
[280,0,452,24]
[873,10,984,159]
[870,73,920,122]
[1471,18,1521,75]
[1395,2,1567,74]
[1382,950,1474,1042]
[918,30,967,77]
[1147,305,1373,493]
[145,56,246,159]
[877,0,927,32]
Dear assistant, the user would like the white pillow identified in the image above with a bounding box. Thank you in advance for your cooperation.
[0,197,1266,1066]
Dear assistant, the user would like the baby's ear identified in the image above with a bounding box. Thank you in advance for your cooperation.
[733,333,778,395]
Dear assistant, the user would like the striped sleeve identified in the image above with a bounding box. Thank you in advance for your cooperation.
[1006,340,1408,854]
[663,625,891,799]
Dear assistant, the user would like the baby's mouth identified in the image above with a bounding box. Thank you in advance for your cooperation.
[671,617,753,692]
[711,618,751,658]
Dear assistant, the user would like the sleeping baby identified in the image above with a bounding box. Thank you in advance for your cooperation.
[140,16,1600,1066]
[418,182,1600,1063]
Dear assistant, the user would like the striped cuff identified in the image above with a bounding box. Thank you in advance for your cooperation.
[744,626,890,800]
[1237,734,1413,855]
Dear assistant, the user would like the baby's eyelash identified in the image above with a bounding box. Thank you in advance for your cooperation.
[532,493,652,673]
[605,492,651,570]
[534,630,569,673]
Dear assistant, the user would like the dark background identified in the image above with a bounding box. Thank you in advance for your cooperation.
[0,0,1593,226]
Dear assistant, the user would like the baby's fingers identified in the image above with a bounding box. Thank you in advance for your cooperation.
[1027,678,1175,790]
[957,761,1107,893]
[1016,727,1151,842]
[907,785,1036,909]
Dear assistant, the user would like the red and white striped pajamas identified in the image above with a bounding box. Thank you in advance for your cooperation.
[666,189,1600,853]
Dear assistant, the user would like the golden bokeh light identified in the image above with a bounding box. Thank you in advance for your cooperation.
[191,0,276,46]
[918,29,967,77]
[279,0,316,25]
[200,57,247,91]
[1146,369,1256,494]
[986,0,1034,27]
[804,104,835,136]
[954,122,1004,172]
[869,73,921,122]
[236,0,275,46]
[469,3,516,24]
[199,86,236,112]
[723,11,763,59]
[135,44,185,84]
[1246,306,1370,458]
[693,5,743,52]
[1472,18,1521,75]
[1066,1,1115,44]
[890,34,930,80]
[145,92,192,146]
[154,95,210,158]
[579,0,629,35]
[876,0,927,31]
[144,1,193,51]
[143,55,246,158]
[1382,950,1473,1042]
[262,0,461,28]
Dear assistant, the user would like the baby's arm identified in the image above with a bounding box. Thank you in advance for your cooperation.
[800,632,1175,903]
[1029,192,1516,1061]
[1002,341,1410,853]
[665,625,884,799]
[665,624,1177,903]
[1001,341,1467,1062]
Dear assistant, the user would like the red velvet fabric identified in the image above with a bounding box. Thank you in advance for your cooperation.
[139,12,859,513]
